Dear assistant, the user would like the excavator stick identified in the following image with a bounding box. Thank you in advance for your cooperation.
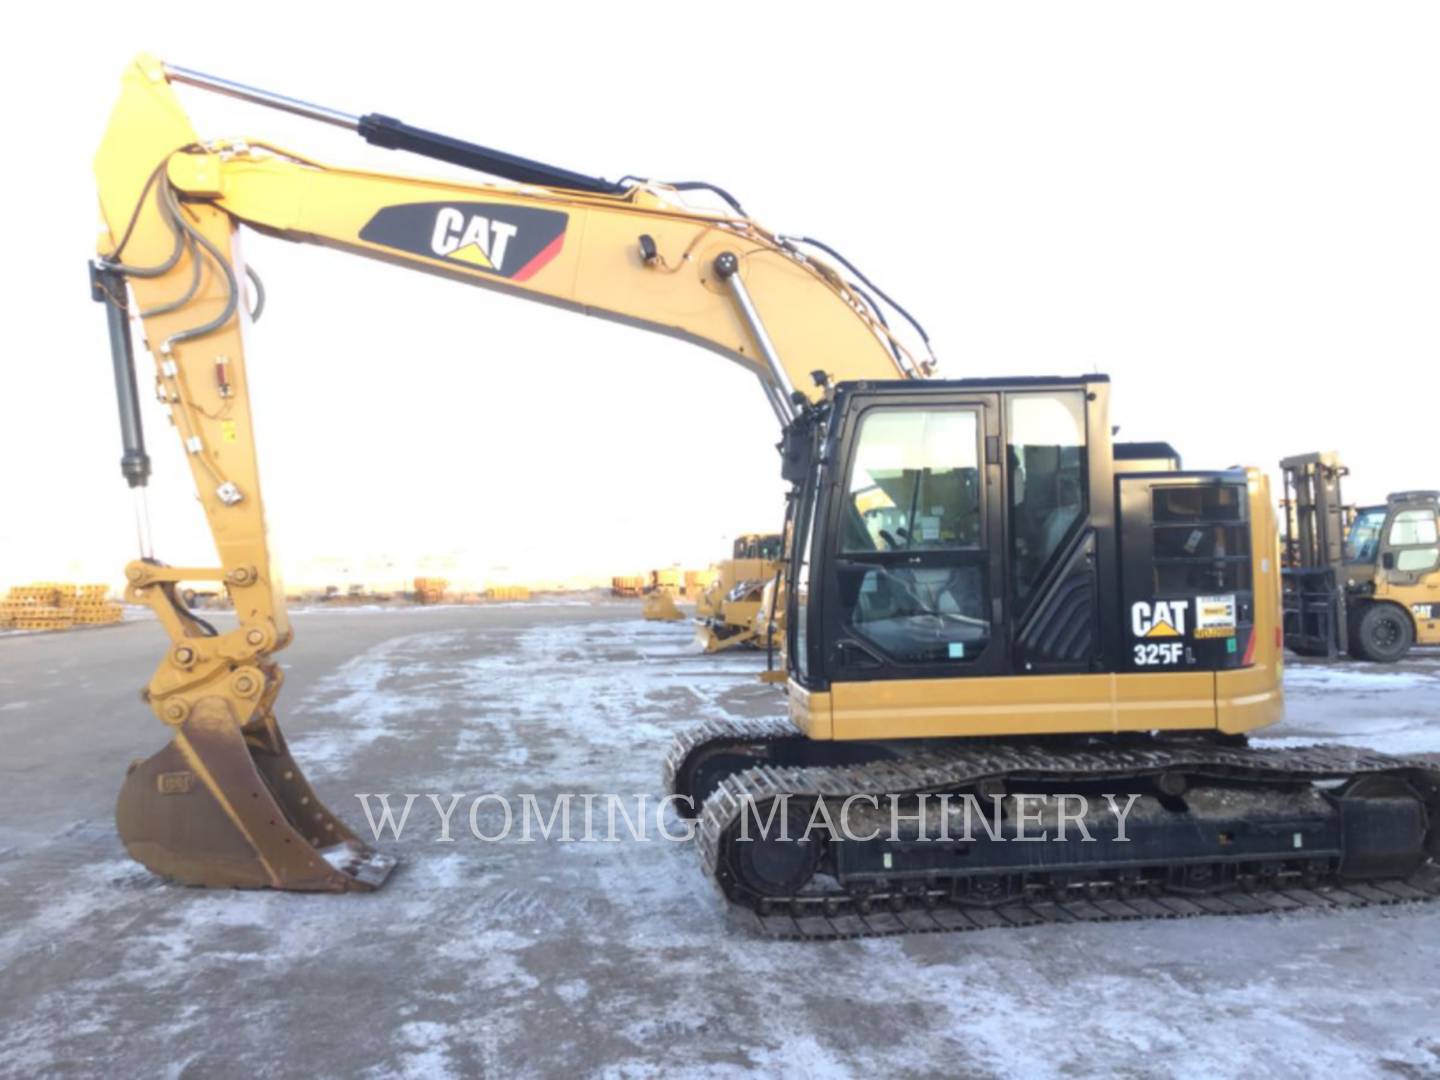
[116,698,395,891]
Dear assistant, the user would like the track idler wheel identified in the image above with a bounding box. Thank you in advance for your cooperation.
[115,697,396,891]
[727,798,822,897]
[1335,774,1429,881]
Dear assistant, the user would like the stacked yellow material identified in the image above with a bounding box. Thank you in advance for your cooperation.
[1,584,72,630]
[611,576,645,597]
[73,584,124,625]
[485,586,530,602]
[1,583,122,631]
[413,577,448,604]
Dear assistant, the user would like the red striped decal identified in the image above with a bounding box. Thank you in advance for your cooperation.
[512,232,566,282]
[1241,628,1258,667]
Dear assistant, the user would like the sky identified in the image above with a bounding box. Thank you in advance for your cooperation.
[1,2,1437,592]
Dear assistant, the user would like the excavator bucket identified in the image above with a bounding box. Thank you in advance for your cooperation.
[642,590,684,621]
[116,698,395,891]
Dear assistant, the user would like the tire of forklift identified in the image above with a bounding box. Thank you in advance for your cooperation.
[1350,603,1414,663]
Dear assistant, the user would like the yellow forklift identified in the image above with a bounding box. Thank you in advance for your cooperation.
[1281,452,1440,661]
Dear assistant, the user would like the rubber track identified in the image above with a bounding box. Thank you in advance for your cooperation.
[671,718,1440,941]
[662,715,801,803]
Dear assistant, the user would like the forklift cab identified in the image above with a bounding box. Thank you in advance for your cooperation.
[1373,493,1440,582]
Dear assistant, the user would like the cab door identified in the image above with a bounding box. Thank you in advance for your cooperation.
[819,391,1006,682]
[1380,500,1440,584]
[1380,499,1440,642]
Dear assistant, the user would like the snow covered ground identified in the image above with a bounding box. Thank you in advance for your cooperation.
[0,607,1437,1078]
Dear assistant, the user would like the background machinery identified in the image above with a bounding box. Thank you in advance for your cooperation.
[1281,452,1440,662]
[92,57,1438,930]
[684,567,717,600]
[641,567,686,622]
[695,533,784,651]
[611,575,646,598]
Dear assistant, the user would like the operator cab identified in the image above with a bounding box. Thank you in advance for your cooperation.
[1346,493,1440,582]
[734,534,784,561]
[787,376,1260,690]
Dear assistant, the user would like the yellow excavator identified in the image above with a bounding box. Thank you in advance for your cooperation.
[93,57,1438,932]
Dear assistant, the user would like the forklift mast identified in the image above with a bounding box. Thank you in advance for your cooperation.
[1280,452,1350,656]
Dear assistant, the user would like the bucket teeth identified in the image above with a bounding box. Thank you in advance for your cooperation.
[116,697,396,892]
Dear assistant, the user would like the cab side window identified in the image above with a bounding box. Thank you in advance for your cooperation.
[1388,509,1439,573]
[1006,392,1088,610]
[1389,510,1438,546]
[1397,548,1439,572]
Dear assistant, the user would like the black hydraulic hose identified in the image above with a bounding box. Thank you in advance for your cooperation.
[139,232,202,318]
[661,181,746,216]
[616,176,747,216]
[790,235,933,351]
[158,181,240,350]
[245,264,266,321]
[846,279,904,366]
[176,589,220,637]
[100,160,187,279]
